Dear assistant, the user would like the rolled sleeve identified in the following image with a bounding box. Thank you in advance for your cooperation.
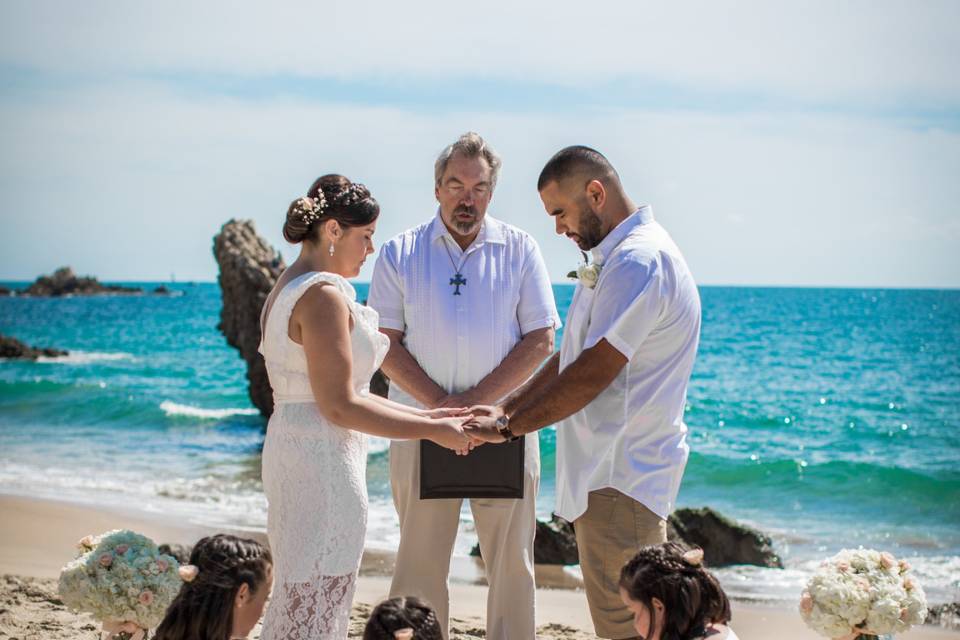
[516,238,562,335]
[584,257,663,360]
[367,242,406,332]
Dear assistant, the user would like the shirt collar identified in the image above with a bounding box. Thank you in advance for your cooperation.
[429,209,506,248]
[590,205,654,266]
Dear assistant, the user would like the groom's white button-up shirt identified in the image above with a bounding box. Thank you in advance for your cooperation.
[368,212,560,406]
[556,206,701,522]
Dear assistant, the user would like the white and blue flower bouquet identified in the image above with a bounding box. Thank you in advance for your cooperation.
[58,529,184,639]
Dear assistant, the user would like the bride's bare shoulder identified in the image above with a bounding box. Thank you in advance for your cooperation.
[295,281,349,319]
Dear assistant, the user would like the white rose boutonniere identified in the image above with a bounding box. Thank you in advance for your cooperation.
[576,263,601,289]
[566,252,602,289]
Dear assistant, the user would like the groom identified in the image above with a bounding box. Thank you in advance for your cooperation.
[467,145,701,639]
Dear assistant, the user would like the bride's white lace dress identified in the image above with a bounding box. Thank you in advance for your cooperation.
[258,271,389,639]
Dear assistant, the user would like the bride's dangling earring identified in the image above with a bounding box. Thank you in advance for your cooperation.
[329,243,335,256]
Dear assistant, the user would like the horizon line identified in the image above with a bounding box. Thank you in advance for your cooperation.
[2,278,958,292]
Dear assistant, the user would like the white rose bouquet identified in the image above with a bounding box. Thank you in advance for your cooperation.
[799,549,927,639]
[58,529,184,639]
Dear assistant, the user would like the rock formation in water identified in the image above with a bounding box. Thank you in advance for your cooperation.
[213,219,286,417]
[21,267,142,296]
[213,219,392,417]
[0,334,68,360]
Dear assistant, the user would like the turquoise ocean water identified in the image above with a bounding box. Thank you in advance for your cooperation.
[1,283,958,605]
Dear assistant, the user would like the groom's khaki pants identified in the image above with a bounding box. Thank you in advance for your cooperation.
[574,487,667,639]
[388,437,539,640]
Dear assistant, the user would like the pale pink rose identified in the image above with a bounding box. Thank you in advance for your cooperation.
[900,607,910,621]
[880,552,896,570]
[837,560,850,572]
[899,559,912,573]
[99,553,113,568]
[904,577,916,591]
[77,535,95,549]
[138,590,154,606]
[799,592,814,614]
[858,578,870,591]
[156,559,169,572]
[115,544,129,555]
[178,565,199,582]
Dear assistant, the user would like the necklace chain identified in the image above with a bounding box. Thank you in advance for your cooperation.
[441,238,474,295]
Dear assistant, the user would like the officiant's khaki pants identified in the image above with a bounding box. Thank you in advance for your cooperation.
[574,487,667,639]
[388,438,539,640]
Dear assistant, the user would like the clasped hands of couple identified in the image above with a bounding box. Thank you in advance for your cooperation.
[420,399,509,455]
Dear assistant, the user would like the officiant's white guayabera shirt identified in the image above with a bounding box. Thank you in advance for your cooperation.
[367,212,561,406]
[557,206,701,522]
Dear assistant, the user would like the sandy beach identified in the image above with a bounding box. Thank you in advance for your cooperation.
[1,494,956,639]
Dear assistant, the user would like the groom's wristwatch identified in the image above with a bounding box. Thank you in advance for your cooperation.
[495,414,521,442]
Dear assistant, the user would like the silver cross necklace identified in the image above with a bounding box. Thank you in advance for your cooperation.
[441,239,474,296]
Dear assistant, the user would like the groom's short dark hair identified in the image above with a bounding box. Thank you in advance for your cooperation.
[537,145,619,191]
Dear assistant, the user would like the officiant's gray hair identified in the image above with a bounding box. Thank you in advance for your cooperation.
[435,132,502,190]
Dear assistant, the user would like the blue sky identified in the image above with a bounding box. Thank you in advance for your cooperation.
[1,1,958,287]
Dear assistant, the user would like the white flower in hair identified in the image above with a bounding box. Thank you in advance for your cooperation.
[296,195,325,226]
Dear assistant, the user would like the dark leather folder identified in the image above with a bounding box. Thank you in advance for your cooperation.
[419,436,525,499]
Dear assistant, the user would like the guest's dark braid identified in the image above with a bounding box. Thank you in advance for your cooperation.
[619,542,731,640]
[363,596,443,640]
[154,534,272,640]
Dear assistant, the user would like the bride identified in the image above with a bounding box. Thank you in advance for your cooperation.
[258,174,474,638]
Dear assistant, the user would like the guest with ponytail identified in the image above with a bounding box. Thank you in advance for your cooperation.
[154,534,272,640]
[618,542,738,640]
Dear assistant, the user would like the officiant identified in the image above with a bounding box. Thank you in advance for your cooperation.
[367,131,560,639]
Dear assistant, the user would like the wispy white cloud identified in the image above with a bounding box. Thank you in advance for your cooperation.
[1,79,957,286]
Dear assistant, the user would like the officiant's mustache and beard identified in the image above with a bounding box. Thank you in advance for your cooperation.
[451,204,481,235]
[566,196,604,250]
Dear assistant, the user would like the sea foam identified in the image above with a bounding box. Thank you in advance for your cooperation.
[159,401,259,420]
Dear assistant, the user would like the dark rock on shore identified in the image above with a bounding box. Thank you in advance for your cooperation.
[472,514,579,564]
[472,506,782,568]
[532,515,580,565]
[154,285,171,294]
[668,506,783,568]
[0,286,11,296]
[926,603,960,630]
[213,220,286,417]
[21,267,142,297]
[0,334,68,360]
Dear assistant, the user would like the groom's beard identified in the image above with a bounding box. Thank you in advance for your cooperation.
[573,204,604,250]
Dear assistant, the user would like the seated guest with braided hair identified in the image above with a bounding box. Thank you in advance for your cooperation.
[619,542,739,640]
[154,534,272,640]
[363,596,443,640]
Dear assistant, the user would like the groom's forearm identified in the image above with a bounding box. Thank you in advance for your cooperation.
[379,329,447,408]
[508,339,627,436]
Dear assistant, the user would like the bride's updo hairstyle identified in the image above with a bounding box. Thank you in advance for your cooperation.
[619,541,731,640]
[283,174,380,244]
